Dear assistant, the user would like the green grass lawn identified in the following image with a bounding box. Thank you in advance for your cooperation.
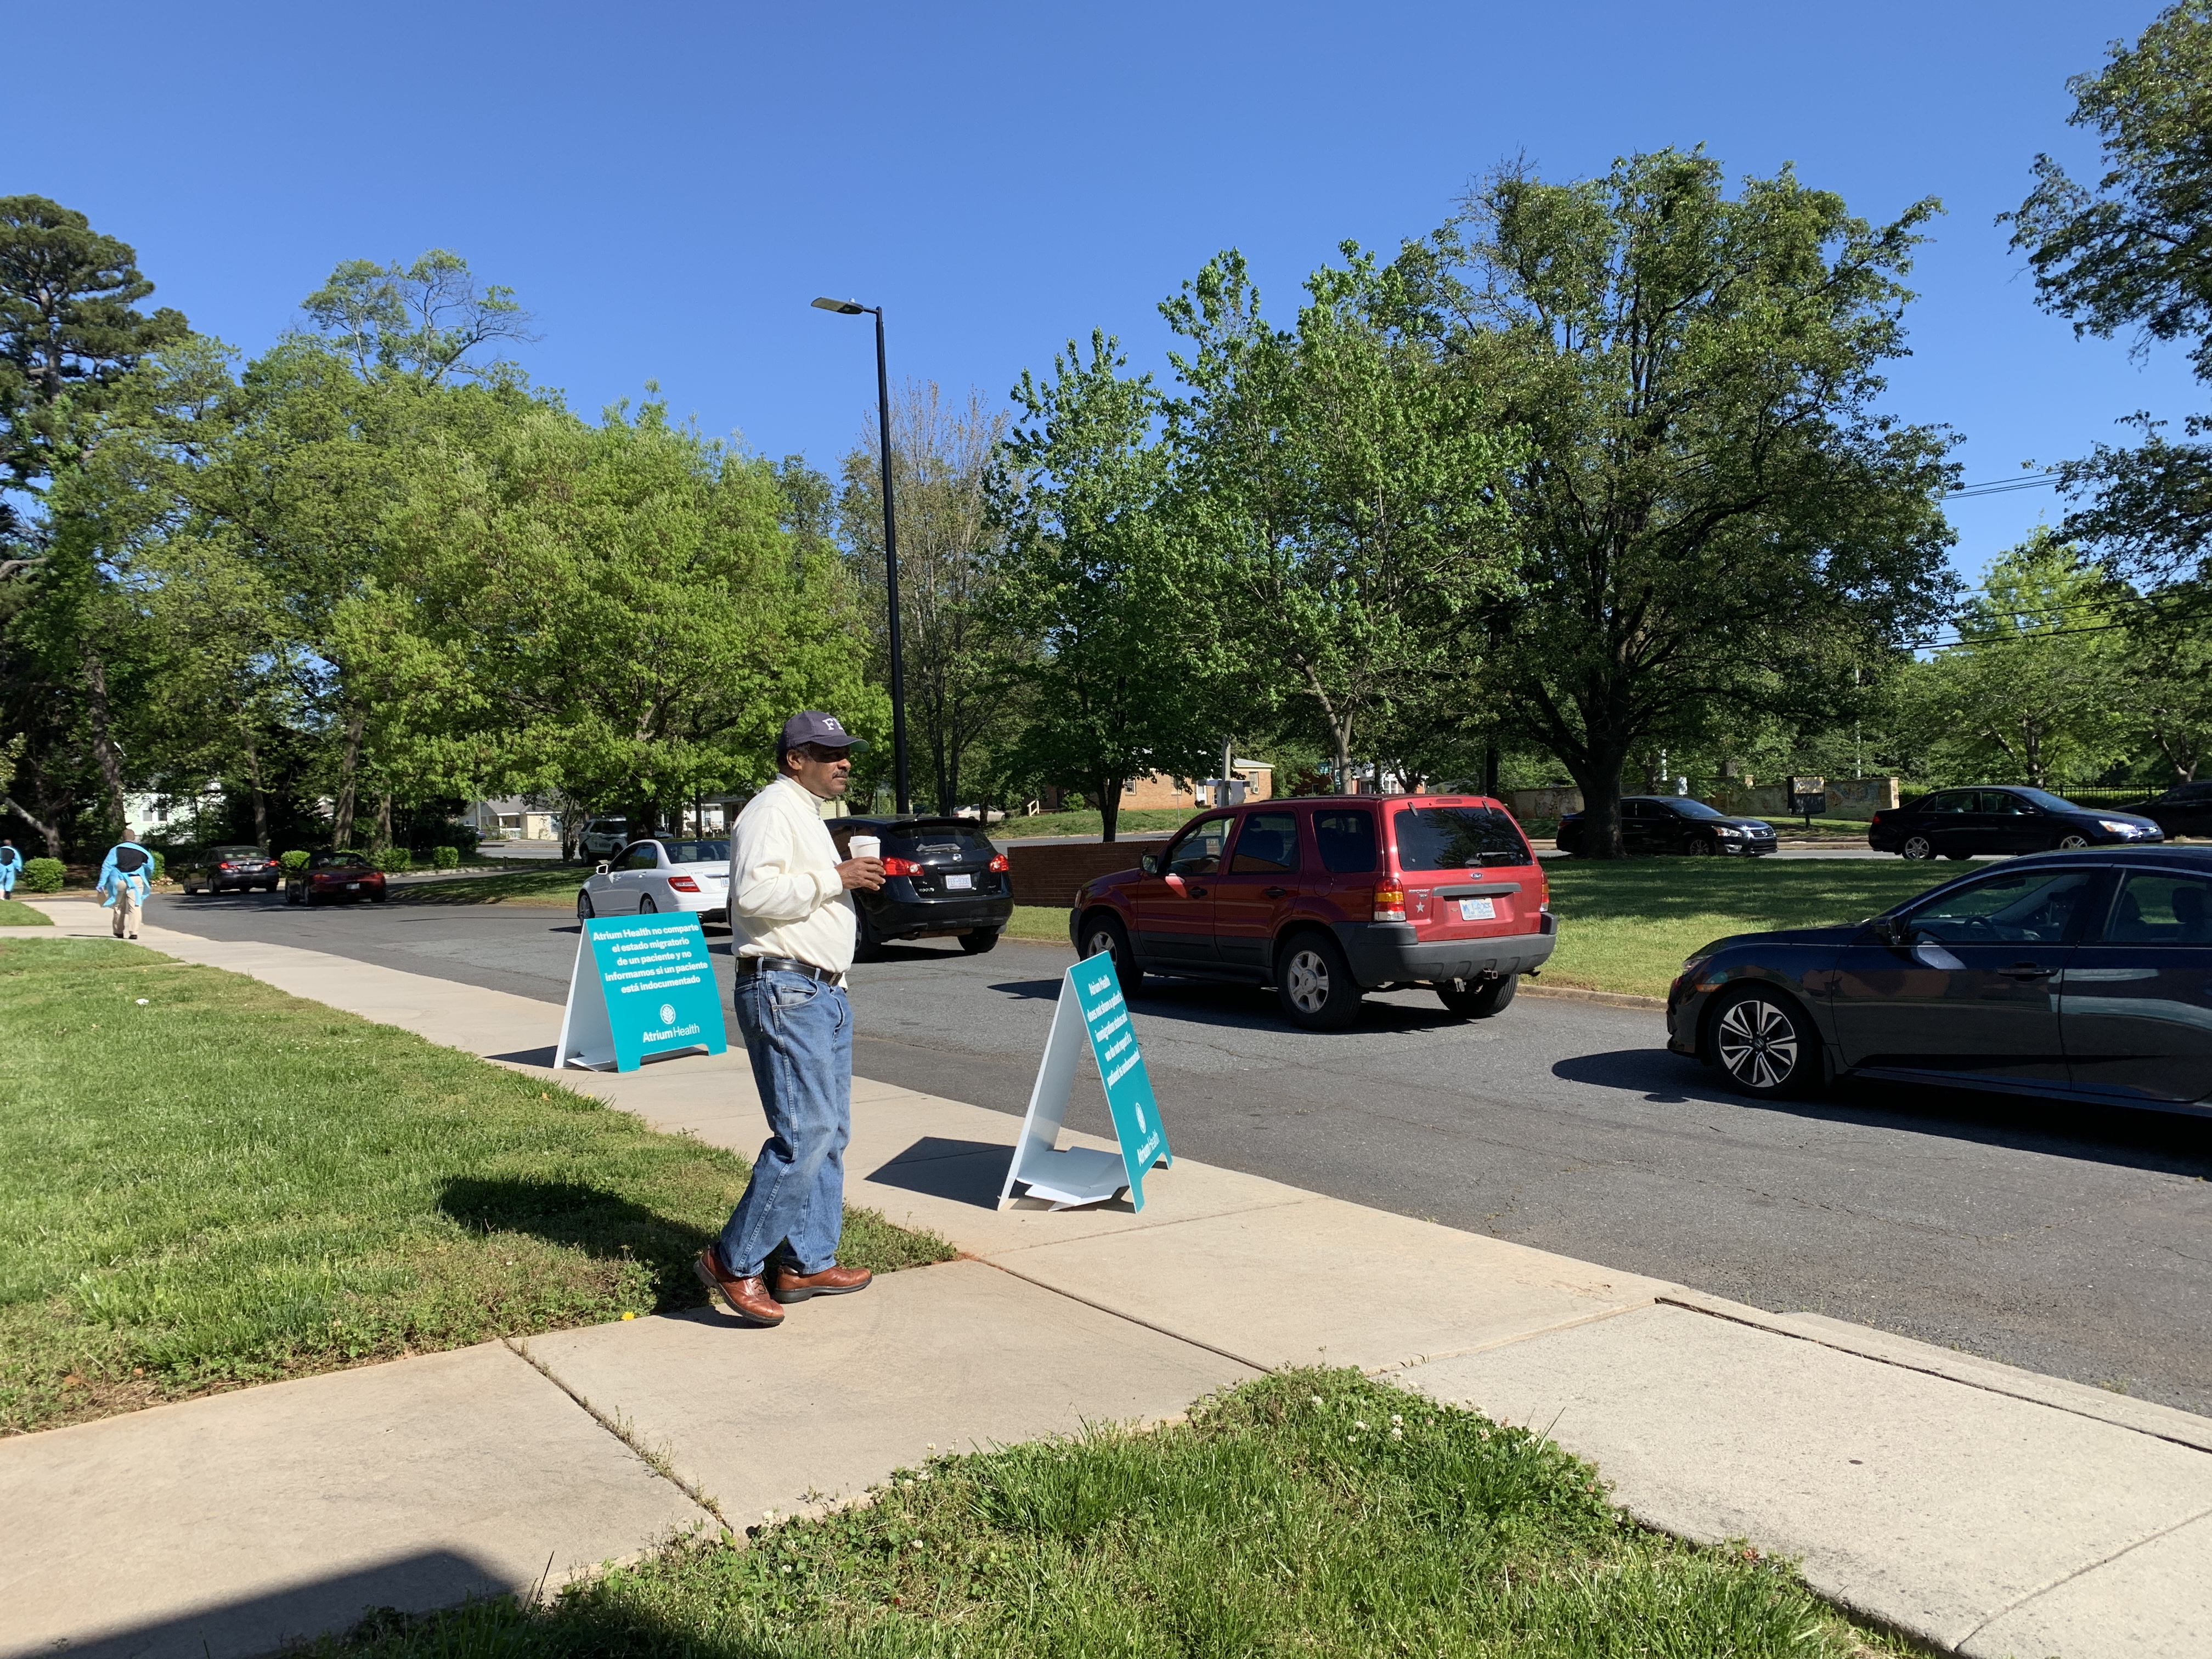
[315,1368,1901,1659]
[0,938,952,1434]
[0,899,51,926]
[1542,858,1959,998]
[391,865,589,907]
[1000,808,1197,840]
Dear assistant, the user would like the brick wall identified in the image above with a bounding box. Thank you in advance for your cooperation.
[1008,840,1154,908]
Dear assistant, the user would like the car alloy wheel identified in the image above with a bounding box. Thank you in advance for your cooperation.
[1082,915,1140,994]
[1900,833,1936,860]
[1712,988,1811,1096]
[2056,833,2091,850]
[1687,836,1716,856]
[576,890,595,921]
[637,894,657,915]
[1276,932,1362,1030]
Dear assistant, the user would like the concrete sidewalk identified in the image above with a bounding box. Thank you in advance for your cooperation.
[7,900,2210,1658]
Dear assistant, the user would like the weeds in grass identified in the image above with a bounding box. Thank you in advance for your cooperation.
[0,939,951,1432]
[305,1369,1900,1658]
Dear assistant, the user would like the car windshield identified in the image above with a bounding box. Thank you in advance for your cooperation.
[657,839,729,864]
[1393,806,1531,869]
[1661,798,1729,820]
[882,824,997,861]
[2012,788,2084,814]
[211,846,262,859]
[319,853,370,870]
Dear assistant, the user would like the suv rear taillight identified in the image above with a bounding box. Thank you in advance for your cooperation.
[881,856,922,876]
[1372,881,1405,922]
[667,875,700,892]
[988,853,1010,872]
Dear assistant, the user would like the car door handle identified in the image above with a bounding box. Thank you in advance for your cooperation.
[1188,885,1208,898]
[2000,962,2056,980]
[1262,886,1289,898]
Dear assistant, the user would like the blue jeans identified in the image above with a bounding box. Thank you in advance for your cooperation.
[717,970,852,1277]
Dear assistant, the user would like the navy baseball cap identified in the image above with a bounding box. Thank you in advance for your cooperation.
[779,710,867,754]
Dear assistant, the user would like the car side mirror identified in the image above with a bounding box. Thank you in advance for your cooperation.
[595,862,610,876]
[1869,916,1904,946]
[1139,853,1158,875]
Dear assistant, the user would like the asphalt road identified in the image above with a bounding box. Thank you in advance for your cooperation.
[139,888,2212,1415]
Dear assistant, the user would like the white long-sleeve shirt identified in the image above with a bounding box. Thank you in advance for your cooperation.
[727,775,854,973]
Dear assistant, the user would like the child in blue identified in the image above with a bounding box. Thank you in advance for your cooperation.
[98,841,154,939]
[0,838,20,900]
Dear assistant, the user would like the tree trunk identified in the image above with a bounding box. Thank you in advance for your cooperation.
[1564,742,1632,859]
[1098,777,1122,843]
[332,707,365,848]
[372,792,393,855]
[1483,742,1500,799]
[4,794,64,858]
[83,651,128,840]
[238,721,269,851]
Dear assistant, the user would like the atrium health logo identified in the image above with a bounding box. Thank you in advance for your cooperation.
[659,1003,676,1025]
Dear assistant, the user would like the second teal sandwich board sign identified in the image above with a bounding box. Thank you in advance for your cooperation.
[998,950,1171,1210]
[556,913,727,1072]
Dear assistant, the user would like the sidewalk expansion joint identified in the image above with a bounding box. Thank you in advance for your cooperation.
[971,1256,1273,1374]
[505,1336,730,1531]
[1955,1498,2212,1649]
[977,1194,1312,1257]
[1656,1293,2212,1454]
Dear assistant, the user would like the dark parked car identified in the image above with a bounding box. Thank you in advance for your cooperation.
[174,844,279,894]
[1867,786,2162,860]
[827,816,1013,958]
[1070,794,1555,1030]
[2134,780,2212,841]
[1556,796,1778,857]
[283,850,387,906]
[1668,847,2212,1114]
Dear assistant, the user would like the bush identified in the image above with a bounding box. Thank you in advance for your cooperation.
[432,845,460,870]
[21,858,64,894]
[374,848,413,874]
[279,850,310,871]
[148,850,165,879]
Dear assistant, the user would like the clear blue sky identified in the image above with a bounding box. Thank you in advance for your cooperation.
[14,1,2191,580]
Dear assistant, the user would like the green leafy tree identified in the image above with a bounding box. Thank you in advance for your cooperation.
[1430,149,1957,857]
[838,381,1015,814]
[1901,534,2131,787]
[300,250,537,385]
[1161,245,1523,794]
[992,334,1218,841]
[2007,3,2212,580]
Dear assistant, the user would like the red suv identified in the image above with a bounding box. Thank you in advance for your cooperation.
[1069,794,1555,1030]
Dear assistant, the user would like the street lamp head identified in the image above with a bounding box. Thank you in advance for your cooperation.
[811,296,868,315]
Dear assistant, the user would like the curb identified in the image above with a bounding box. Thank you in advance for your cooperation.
[1520,981,1666,1011]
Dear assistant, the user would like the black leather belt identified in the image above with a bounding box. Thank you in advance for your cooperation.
[735,954,845,985]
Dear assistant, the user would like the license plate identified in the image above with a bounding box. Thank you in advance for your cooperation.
[347,882,360,890]
[944,873,974,890]
[1458,897,1494,921]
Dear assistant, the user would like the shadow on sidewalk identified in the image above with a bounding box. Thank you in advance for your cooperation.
[47,1549,507,1659]
[864,1136,1018,1209]
[1553,1048,2212,1175]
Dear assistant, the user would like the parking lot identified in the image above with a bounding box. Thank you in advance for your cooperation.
[140,883,2212,1416]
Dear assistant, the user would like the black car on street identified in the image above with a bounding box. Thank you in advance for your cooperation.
[2134,779,2212,841]
[828,816,1013,958]
[175,844,279,894]
[1866,786,2162,860]
[1557,795,1778,857]
[1667,847,2212,1114]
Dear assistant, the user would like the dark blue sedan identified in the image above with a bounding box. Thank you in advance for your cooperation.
[1668,848,2212,1115]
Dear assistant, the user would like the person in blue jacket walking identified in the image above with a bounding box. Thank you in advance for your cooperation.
[98,840,154,939]
[0,838,20,900]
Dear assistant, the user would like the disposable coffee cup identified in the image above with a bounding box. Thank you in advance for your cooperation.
[849,835,881,862]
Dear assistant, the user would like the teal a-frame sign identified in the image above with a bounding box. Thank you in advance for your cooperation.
[998,950,1172,1210]
[556,913,727,1072]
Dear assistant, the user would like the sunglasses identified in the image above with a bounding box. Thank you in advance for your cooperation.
[794,742,855,763]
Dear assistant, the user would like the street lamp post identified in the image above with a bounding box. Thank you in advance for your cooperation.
[812,296,910,815]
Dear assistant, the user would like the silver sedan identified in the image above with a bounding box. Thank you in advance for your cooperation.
[575,838,730,926]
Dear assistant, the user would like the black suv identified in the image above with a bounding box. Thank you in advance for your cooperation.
[1558,797,1778,857]
[828,816,1013,958]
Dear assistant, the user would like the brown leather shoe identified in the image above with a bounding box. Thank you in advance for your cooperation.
[694,1247,784,1326]
[767,1261,873,1305]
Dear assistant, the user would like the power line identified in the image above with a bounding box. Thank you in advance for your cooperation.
[1945,470,2065,500]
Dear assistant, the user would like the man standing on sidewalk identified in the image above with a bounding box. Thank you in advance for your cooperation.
[98,838,154,939]
[696,712,885,1328]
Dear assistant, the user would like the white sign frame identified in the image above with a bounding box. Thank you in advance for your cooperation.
[555,928,618,1071]
[998,957,1169,1210]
